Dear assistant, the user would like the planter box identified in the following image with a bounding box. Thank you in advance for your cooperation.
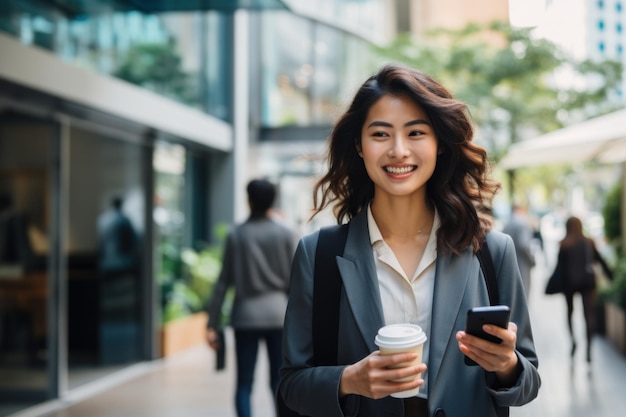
[605,302,626,355]
[160,311,208,357]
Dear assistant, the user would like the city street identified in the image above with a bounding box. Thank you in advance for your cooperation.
[15,247,626,417]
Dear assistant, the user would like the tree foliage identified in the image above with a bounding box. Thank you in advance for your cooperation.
[603,180,623,252]
[374,21,623,161]
[114,41,198,106]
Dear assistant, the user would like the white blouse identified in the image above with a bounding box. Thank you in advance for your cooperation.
[366,204,439,396]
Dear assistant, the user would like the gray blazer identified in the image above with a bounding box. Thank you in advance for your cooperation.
[280,209,540,417]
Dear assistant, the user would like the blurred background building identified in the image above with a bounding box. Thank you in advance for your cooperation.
[5,0,621,416]
[0,1,413,414]
[584,0,626,100]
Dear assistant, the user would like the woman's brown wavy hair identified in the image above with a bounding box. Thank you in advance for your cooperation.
[312,63,500,255]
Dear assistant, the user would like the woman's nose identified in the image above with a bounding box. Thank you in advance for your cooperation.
[388,137,410,159]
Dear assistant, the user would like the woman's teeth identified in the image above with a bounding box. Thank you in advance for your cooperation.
[385,166,415,174]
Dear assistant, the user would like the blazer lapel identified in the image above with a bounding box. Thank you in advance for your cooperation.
[337,210,385,352]
[428,246,475,386]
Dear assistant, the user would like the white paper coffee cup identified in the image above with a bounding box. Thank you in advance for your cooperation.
[375,324,427,398]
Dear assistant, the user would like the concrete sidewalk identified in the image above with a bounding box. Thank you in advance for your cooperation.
[12,253,626,417]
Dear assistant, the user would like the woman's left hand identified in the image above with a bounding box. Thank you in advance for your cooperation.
[456,322,521,386]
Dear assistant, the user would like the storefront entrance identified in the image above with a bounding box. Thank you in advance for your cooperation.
[0,104,151,416]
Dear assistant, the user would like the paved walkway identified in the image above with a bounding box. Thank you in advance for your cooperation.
[11,252,626,417]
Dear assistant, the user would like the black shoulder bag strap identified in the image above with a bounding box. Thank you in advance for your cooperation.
[312,224,349,365]
[476,240,499,305]
[277,224,348,417]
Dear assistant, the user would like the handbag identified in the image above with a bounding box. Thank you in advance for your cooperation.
[545,264,564,295]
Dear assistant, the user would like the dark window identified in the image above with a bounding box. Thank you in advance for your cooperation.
[598,20,605,30]
[599,41,605,52]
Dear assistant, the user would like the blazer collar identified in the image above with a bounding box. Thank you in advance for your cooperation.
[336,209,385,351]
[428,245,475,387]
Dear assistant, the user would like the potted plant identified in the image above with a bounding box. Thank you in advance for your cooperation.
[599,181,626,354]
[598,259,626,354]
[159,225,227,356]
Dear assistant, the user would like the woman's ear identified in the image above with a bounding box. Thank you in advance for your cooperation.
[356,138,363,157]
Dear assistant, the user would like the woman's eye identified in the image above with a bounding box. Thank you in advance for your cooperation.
[409,130,424,137]
[372,131,388,137]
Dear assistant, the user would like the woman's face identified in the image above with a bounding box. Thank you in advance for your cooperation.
[359,94,438,201]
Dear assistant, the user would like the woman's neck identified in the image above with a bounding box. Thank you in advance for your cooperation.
[370,196,434,240]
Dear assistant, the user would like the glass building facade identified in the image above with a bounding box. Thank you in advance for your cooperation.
[0,0,234,120]
[0,0,391,415]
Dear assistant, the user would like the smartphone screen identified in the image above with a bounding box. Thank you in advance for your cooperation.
[464,305,510,366]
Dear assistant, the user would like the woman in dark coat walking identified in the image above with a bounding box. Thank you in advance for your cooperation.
[555,216,612,362]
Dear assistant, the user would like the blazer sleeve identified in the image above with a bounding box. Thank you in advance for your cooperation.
[206,229,236,329]
[279,232,349,417]
[484,232,541,407]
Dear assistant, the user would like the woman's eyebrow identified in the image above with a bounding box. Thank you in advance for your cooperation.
[366,119,430,128]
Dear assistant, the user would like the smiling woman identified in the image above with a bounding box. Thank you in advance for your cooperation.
[278,63,540,417]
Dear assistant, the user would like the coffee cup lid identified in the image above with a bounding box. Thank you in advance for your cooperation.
[375,324,427,347]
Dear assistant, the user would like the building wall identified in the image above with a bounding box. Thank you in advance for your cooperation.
[584,0,626,100]
[411,0,509,34]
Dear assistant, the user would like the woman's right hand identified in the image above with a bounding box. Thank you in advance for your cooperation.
[338,351,427,399]
[206,328,220,351]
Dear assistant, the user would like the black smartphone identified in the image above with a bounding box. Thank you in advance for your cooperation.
[464,305,510,366]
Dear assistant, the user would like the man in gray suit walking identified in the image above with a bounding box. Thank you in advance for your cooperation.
[503,204,536,299]
[205,179,297,417]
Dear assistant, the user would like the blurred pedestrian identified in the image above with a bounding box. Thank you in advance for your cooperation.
[502,204,536,298]
[97,195,141,363]
[206,178,297,417]
[98,196,139,275]
[279,64,540,417]
[554,216,612,363]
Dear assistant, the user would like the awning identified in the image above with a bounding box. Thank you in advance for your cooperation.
[500,108,626,169]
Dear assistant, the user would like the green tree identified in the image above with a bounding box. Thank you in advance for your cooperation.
[603,180,623,252]
[114,41,198,106]
[374,21,623,161]
[374,21,622,205]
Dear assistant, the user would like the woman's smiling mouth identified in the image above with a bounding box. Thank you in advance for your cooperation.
[384,165,417,175]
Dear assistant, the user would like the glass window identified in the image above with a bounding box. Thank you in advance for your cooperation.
[0,1,233,121]
[284,0,389,43]
[0,113,54,412]
[598,20,605,30]
[599,41,605,52]
[153,142,189,323]
[259,12,377,127]
[261,13,315,126]
[66,125,147,387]
[202,12,233,122]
